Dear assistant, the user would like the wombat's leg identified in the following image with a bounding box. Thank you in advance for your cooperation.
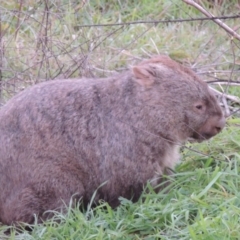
[1,187,43,225]
[1,180,85,225]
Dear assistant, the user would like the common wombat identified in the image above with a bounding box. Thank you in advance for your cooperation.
[0,55,225,225]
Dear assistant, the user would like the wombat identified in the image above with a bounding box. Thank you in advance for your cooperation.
[0,55,225,225]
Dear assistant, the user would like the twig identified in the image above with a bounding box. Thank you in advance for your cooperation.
[74,15,240,28]
[207,81,240,86]
[15,0,23,39]
[182,0,240,41]
[44,0,50,80]
[212,82,240,87]
[208,86,237,117]
[221,95,230,117]
[210,87,240,104]
[227,38,236,94]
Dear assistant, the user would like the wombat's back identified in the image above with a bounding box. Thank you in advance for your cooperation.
[0,55,225,225]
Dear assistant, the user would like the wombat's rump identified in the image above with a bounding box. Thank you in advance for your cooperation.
[0,55,225,225]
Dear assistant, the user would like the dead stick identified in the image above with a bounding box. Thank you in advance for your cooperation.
[210,87,240,104]
[182,0,240,41]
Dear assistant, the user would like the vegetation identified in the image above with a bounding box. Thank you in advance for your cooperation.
[1,0,240,239]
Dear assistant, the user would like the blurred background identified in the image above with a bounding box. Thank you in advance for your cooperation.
[0,0,240,105]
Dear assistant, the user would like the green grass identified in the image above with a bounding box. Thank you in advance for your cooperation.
[1,0,240,239]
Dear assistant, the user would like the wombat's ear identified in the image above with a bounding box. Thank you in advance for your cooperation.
[132,65,155,87]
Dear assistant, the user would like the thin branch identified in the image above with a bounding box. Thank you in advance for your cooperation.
[222,94,230,117]
[211,82,240,87]
[44,0,50,80]
[74,15,240,28]
[207,80,240,86]
[182,0,240,41]
[226,38,236,94]
[210,87,240,104]
[15,0,23,39]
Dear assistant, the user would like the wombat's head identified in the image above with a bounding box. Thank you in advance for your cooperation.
[132,55,225,142]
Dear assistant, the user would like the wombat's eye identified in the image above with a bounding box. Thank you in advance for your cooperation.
[194,101,206,112]
[196,105,203,110]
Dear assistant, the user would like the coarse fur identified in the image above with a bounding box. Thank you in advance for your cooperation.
[0,55,225,225]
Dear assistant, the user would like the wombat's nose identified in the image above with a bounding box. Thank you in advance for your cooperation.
[215,117,225,133]
[215,126,222,133]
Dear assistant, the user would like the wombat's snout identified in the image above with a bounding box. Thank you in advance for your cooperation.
[196,114,225,141]
[215,117,225,134]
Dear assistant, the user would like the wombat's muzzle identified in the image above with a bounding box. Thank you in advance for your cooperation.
[191,115,225,142]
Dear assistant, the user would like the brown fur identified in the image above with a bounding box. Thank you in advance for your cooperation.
[0,55,225,225]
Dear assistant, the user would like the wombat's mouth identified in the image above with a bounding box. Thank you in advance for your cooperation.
[187,137,204,143]
[189,132,214,143]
